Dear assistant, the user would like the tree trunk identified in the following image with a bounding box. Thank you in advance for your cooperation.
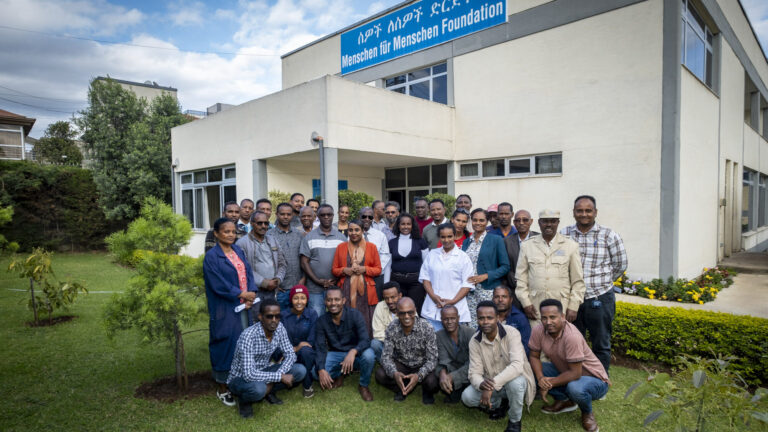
[29,278,38,325]
[173,323,188,390]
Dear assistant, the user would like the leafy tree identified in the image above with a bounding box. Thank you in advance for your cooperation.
[106,197,192,266]
[268,189,291,207]
[339,189,375,220]
[425,192,456,216]
[35,121,83,166]
[0,205,19,252]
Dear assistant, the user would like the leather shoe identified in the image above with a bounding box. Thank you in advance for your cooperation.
[237,399,253,418]
[504,420,521,432]
[489,398,509,420]
[394,391,406,402]
[265,393,283,405]
[332,376,345,389]
[541,399,577,414]
[581,412,599,432]
[358,385,373,401]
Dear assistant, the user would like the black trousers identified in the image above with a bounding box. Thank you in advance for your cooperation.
[391,272,426,315]
[375,360,439,397]
[574,290,615,373]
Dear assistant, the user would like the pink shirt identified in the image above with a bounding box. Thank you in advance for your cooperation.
[225,250,248,302]
[529,321,611,385]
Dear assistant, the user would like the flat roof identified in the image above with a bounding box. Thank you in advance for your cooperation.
[95,76,177,92]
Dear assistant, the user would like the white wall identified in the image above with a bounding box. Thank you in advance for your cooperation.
[267,159,384,202]
[282,35,341,89]
[717,0,768,87]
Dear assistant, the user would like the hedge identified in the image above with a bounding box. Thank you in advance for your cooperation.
[0,160,115,251]
[614,302,768,386]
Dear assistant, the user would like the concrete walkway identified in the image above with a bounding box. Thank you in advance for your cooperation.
[618,251,768,319]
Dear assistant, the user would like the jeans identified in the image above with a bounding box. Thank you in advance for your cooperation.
[296,346,316,389]
[308,292,326,318]
[461,375,528,422]
[541,362,609,414]
[276,290,291,312]
[314,348,376,387]
[228,362,307,404]
[370,339,383,362]
[574,290,615,373]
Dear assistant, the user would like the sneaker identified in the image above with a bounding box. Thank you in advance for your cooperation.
[303,387,315,398]
[217,390,236,407]
[541,399,578,415]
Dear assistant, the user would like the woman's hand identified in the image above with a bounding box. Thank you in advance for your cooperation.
[468,274,489,284]
[342,267,355,276]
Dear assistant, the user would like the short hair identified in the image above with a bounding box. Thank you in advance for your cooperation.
[392,213,422,239]
[574,195,597,208]
[359,206,373,214]
[498,202,513,212]
[240,198,254,206]
[382,281,401,293]
[493,285,513,297]
[385,201,401,211]
[413,197,428,205]
[452,208,470,219]
[212,217,234,232]
[259,298,280,314]
[300,206,314,214]
[437,222,455,236]
[372,200,383,209]
[440,304,458,316]
[276,202,292,212]
[318,203,333,213]
[470,208,488,219]
[290,192,304,201]
[307,198,320,206]
[326,285,343,296]
[255,198,271,207]
[429,198,445,208]
[539,298,564,313]
[223,201,239,212]
[457,194,472,203]
[476,300,497,313]
[249,210,268,222]
[348,219,364,228]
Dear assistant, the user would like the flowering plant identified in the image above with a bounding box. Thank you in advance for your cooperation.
[614,267,736,304]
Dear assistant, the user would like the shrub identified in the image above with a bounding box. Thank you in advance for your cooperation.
[615,267,735,304]
[425,192,456,216]
[268,189,291,208]
[339,189,375,220]
[613,302,768,386]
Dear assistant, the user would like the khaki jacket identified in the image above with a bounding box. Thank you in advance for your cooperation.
[515,233,586,314]
[468,324,535,406]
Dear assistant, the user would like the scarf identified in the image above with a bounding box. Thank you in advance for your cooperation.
[347,238,367,308]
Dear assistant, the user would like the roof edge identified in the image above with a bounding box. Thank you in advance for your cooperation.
[95,76,177,92]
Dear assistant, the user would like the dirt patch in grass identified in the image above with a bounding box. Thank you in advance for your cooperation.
[612,352,674,375]
[135,371,216,403]
[26,315,76,327]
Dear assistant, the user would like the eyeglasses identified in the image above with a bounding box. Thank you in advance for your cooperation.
[513,218,531,223]
[396,310,416,316]
[360,215,374,219]
[253,221,270,226]
[262,314,280,319]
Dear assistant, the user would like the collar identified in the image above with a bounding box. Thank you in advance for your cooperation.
[440,246,459,256]
[569,223,601,235]
[474,322,507,342]
[248,231,267,243]
[431,217,448,227]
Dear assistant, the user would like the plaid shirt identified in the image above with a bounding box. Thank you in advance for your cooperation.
[227,322,296,384]
[561,223,627,299]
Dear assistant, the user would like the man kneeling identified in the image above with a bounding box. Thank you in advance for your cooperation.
[529,299,611,432]
[227,299,306,418]
[375,297,439,404]
[462,301,534,432]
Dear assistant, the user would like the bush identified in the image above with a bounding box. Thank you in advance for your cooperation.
[106,197,192,266]
[339,189,375,220]
[0,160,112,251]
[613,302,768,386]
[615,267,736,304]
[268,190,291,207]
[425,192,456,216]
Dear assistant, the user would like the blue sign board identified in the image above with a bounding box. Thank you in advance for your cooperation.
[340,0,507,75]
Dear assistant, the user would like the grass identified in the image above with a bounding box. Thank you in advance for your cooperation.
[0,252,698,431]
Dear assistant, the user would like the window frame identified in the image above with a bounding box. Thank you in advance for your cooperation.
[384,63,448,104]
[457,153,562,180]
[384,164,449,213]
[681,0,715,88]
[180,165,236,230]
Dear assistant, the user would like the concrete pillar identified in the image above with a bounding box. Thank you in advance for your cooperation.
[446,162,455,196]
[750,92,759,130]
[252,159,267,199]
[762,108,768,140]
[324,147,339,213]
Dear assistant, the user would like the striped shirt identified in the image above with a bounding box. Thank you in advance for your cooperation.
[227,322,295,384]
[561,223,628,299]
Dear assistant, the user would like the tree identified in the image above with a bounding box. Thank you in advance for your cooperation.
[425,192,456,216]
[339,189,375,220]
[35,121,83,166]
[0,205,19,252]
[75,78,191,222]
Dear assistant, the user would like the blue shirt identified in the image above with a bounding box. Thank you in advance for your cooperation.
[315,306,370,371]
[503,306,531,356]
[487,226,518,238]
[281,308,318,348]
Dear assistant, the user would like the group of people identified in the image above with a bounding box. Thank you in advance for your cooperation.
[202,192,627,432]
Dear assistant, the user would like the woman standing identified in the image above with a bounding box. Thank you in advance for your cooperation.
[438,209,470,249]
[388,213,429,313]
[463,208,511,325]
[331,219,382,336]
[203,217,257,406]
[333,205,351,238]
[418,223,475,331]
[280,284,318,398]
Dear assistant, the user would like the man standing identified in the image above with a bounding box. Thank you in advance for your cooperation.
[375,297,439,404]
[422,199,449,249]
[488,202,518,239]
[434,305,474,404]
[289,193,305,230]
[504,209,540,292]
[300,204,346,317]
[515,209,585,326]
[371,282,402,362]
[493,285,531,356]
[205,201,245,252]
[486,204,500,232]
[383,201,400,238]
[561,195,627,373]
[238,199,255,233]
[298,206,315,235]
[268,203,305,310]
[315,287,376,401]
[455,194,472,212]
[307,198,321,229]
[529,299,610,432]
[227,299,306,418]
[255,198,275,229]
[359,207,392,294]
[413,197,433,235]
[371,200,388,233]
[236,211,287,302]
[462,301,534,432]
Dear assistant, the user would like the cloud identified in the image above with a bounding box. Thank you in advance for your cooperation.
[0,0,143,36]
[742,0,768,56]
[168,1,206,27]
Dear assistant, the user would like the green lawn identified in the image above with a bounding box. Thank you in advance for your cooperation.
[0,253,678,431]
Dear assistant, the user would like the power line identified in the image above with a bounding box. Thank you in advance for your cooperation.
[0,95,81,114]
[0,84,86,103]
[0,24,280,57]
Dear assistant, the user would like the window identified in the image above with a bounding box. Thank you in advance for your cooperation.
[311,179,348,199]
[0,124,23,160]
[385,63,448,104]
[458,153,562,179]
[385,164,448,212]
[742,168,756,232]
[759,173,767,228]
[681,0,714,87]
[180,165,236,229]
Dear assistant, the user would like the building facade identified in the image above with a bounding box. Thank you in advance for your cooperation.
[94,77,178,102]
[0,109,36,161]
[171,0,768,280]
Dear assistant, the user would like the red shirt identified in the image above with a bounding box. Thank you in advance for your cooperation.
[438,234,466,249]
[415,217,432,234]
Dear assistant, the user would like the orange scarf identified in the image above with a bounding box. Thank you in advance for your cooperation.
[347,238,367,308]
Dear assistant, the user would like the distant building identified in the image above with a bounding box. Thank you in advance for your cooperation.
[94,77,177,102]
[183,110,207,119]
[206,103,235,115]
[0,109,35,161]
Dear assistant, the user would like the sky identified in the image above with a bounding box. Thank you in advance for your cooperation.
[0,0,767,138]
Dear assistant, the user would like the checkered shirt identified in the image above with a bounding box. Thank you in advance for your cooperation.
[227,322,296,384]
[561,223,628,299]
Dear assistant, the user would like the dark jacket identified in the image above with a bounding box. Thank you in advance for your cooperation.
[503,231,540,288]
[434,325,475,388]
[462,233,510,291]
[203,243,257,372]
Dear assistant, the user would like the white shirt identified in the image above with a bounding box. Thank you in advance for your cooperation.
[397,233,412,257]
[364,227,392,282]
[418,246,474,323]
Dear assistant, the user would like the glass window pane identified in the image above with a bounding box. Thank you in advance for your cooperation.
[408,190,429,212]
[432,63,447,74]
[407,166,430,187]
[180,174,192,184]
[687,5,705,33]
[508,158,531,175]
[705,50,713,87]
[224,167,236,179]
[431,164,447,185]
[182,189,194,226]
[460,163,478,177]
[535,154,563,174]
[386,168,406,188]
[409,81,430,101]
[206,186,221,227]
[685,24,705,79]
[758,175,766,227]
[408,67,430,80]
[0,145,22,159]
[391,87,405,94]
[432,187,448,194]
[433,75,447,104]
[482,159,505,177]
[194,170,207,183]
[194,188,204,229]
[223,185,237,204]
[0,130,21,145]
[386,75,406,87]
[208,168,223,182]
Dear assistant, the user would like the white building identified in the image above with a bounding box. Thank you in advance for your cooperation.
[171,0,768,280]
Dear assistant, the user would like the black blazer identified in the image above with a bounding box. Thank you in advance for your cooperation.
[503,231,540,288]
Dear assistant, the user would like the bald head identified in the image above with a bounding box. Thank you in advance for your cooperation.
[513,209,533,236]
[396,297,417,329]
[397,297,415,310]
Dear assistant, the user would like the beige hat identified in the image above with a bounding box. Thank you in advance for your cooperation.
[538,209,560,218]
